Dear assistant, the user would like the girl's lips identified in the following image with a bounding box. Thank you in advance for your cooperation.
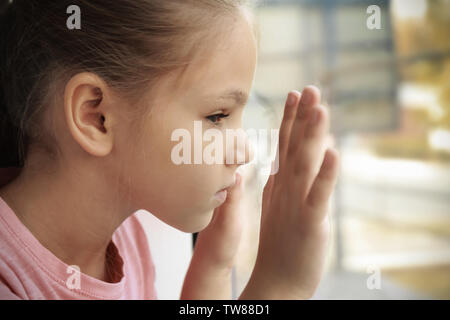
[214,189,228,204]
[214,175,236,204]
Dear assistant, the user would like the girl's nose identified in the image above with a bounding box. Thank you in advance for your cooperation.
[224,129,254,167]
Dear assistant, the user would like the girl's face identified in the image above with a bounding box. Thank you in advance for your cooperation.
[122,17,258,233]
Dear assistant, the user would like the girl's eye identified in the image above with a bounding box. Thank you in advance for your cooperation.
[206,113,229,124]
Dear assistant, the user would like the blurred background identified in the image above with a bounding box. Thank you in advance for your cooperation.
[233,0,450,299]
[140,0,450,299]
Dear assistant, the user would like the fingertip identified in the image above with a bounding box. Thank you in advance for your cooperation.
[324,148,339,171]
[290,90,301,100]
[239,174,245,191]
[305,85,321,96]
[236,172,242,186]
[300,85,321,106]
[330,147,340,160]
[286,90,301,107]
[232,172,244,194]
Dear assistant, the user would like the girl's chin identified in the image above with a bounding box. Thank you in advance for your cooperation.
[174,208,215,234]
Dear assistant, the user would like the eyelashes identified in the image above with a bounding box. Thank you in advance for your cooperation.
[206,112,230,125]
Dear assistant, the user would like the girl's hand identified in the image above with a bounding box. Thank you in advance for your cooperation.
[180,172,244,299]
[240,86,340,300]
[192,171,244,270]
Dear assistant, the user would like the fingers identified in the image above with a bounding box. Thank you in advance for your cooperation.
[193,173,245,272]
[304,148,340,225]
[293,104,330,202]
[261,168,275,223]
[210,172,243,226]
[265,86,334,225]
[277,91,301,173]
[325,133,336,149]
[228,171,243,204]
[286,86,321,159]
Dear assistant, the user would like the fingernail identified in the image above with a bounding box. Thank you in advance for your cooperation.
[287,92,297,106]
[300,88,312,105]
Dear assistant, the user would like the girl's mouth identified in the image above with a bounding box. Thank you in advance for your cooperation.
[213,175,236,204]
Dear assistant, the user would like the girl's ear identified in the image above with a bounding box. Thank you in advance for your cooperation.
[63,72,116,157]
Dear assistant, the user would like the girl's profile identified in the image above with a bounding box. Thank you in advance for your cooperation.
[0,0,339,300]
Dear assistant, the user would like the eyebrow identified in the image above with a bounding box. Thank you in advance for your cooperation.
[215,89,249,107]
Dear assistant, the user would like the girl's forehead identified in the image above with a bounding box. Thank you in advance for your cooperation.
[155,19,256,106]
[173,19,256,88]
[172,50,255,100]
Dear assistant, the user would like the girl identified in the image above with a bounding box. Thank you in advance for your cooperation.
[0,0,339,300]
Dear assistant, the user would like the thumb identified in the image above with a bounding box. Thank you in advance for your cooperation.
[210,171,244,225]
[222,172,243,210]
[194,172,245,269]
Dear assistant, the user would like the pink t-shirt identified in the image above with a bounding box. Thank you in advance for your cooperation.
[0,196,157,300]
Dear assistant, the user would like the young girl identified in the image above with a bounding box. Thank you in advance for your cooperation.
[0,0,339,300]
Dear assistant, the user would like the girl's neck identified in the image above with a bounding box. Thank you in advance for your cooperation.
[0,162,130,283]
